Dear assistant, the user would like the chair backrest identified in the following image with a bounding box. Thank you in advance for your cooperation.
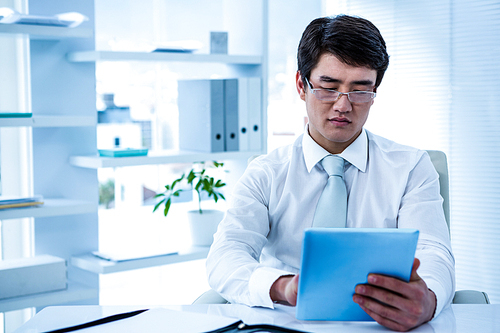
[426,150,450,232]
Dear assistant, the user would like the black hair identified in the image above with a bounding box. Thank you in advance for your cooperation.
[297,15,389,88]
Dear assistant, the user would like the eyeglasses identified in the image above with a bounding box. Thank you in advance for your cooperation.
[304,77,376,103]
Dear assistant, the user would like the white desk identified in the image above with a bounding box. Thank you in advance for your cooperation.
[15,304,499,333]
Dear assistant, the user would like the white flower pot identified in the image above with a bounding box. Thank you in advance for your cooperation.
[187,209,225,246]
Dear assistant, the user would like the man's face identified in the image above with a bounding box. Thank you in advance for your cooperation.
[297,53,377,154]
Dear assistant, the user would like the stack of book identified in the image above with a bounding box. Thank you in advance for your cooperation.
[0,195,44,210]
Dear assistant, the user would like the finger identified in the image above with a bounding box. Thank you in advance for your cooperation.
[357,302,410,332]
[355,283,406,309]
[353,293,405,324]
[410,258,421,282]
[366,274,409,298]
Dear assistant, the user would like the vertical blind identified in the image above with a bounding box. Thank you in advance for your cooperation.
[324,0,500,303]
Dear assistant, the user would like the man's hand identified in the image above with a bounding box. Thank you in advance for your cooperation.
[270,274,299,306]
[353,258,436,332]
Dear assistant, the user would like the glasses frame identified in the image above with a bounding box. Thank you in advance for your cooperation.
[304,77,376,103]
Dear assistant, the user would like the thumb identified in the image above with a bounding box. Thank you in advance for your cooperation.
[410,258,421,282]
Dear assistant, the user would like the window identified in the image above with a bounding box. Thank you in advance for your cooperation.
[324,0,500,303]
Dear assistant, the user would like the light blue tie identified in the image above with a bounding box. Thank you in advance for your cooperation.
[312,155,347,228]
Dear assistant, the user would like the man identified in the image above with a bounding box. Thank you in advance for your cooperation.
[206,15,455,332]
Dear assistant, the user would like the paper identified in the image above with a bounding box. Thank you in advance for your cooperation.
[70,307,239,333]
[150,40,203,53]
[0,7,88,27]
[91,248,178,262]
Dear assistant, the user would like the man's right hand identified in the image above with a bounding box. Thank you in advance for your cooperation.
[270,274,299,305]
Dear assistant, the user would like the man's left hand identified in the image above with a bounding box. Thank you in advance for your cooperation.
[353,258,436,332]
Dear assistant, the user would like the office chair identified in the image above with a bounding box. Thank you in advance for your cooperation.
[426,150,489,304]
[193,151,490,305]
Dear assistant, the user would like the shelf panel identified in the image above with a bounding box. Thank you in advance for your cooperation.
[70,150,261,168]
[0,115,95,128]
[71,246,210,274]
[0,280,98,313]
[67,50,262,65]
[0,24,93,39]
[0,199,96,220]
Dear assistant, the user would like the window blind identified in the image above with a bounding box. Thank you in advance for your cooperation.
[324,0,500,303]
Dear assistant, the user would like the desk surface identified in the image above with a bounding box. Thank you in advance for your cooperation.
[15,303,500,333]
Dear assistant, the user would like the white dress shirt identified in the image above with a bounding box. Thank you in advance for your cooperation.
[207,127,455,318]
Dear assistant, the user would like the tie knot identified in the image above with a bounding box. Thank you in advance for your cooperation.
[321,155,344,177]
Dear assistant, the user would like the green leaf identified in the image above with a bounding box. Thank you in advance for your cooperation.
[163,198,172,216]
[153,198,165,212]
[186,170,196,184]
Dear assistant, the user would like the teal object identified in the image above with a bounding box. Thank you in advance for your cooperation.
[296,228,419,321]
[0,113,32,118]
[98,148,148,158]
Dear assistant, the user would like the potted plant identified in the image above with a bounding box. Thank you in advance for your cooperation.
[153,161,226,246]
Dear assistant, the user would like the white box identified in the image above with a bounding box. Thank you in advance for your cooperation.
[0,255,67,299]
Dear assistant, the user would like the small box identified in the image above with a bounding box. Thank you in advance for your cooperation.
[0,255,67,299]
[210,31,228,54]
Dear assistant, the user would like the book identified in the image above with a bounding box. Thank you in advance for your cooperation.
[98,148,148,157]
[0,195,44,209]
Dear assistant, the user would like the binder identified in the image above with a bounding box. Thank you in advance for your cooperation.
[237,78,250,151]
[247,78,262,151]
[178,80,225,153]
[223,79,239,151]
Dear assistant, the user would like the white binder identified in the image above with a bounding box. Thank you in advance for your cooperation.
[178,79,225,152]
[247,77,262,151]
[224,79,239,151]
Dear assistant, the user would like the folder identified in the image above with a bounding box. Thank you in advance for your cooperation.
[178,79,225,153]
[224,79,239,151]
[247,78,262,151]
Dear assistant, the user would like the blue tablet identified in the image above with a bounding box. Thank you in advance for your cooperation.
[296,228,419,321]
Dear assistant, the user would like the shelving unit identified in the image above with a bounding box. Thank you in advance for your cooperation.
[71,246,210,274]
[65,0,269,278]
[0,1,99,315]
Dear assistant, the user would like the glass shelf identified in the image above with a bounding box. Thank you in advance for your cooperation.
[0,199,95,220]
[67,50,262,65]
[71,246,210,274]
[70,150,260,169]
[0,24,93,39]
[0,115,95,128]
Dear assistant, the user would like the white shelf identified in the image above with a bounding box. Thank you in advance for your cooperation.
[0,199,95,220]
[70,150,260,169]
[0,115,95,128]
[67,50,262,65]
[0,24,93,39]
[71,246,210,274]
[0,280,98,313]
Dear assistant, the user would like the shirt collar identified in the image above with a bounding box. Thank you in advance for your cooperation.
[302,125,368,173]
